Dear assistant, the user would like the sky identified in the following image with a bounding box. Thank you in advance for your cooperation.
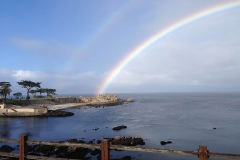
[1,0,240,95]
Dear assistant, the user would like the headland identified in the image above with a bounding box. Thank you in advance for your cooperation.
[0,94,134,117]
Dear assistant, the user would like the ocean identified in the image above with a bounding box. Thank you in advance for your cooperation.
[1,92,240,160]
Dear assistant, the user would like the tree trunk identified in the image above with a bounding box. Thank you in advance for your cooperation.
[4,94,7,103]
[26,90,30,105]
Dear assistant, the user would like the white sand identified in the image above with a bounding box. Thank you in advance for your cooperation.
[46,103,84,110]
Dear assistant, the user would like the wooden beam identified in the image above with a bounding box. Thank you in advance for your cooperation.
[0,152,19,158]
[27,140,100,149]
[198,146,209,160]
[26,155,73,160]
[101,139,110,160]
[19,135,28,160]
[0,138,19,143]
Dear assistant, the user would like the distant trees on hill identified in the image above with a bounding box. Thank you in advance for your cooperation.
[0,80,57,104]
[17,80,41,104]
[30,88,57,98]
[13,92,22,99]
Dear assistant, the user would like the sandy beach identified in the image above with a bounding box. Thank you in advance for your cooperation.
[46,103,85,110]
[6,103,85,110]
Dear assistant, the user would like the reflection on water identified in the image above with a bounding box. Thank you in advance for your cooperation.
[0,118,10,137]
[0,117,48,139]
[0,92,240,160]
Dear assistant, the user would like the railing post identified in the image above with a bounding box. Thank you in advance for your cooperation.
[19,135,28,160]
[198,145,209,160]
[101,139,110,160]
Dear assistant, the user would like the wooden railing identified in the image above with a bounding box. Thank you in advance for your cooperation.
[1,135,240,160]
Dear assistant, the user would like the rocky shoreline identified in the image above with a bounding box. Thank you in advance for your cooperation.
[0,125,172,159]
[1,94,134,117]
[0,135,144,160]
[53,94,134,107]
[46,110,74,117]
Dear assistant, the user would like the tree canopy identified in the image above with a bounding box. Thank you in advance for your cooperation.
[30,88,57,98]
[0,82,11,87]
[45,88,57,97]
[29,89,37,97]
[17,80,41,101]
[36,88,46,96]
[0,82,12,102]
[13,92,22,99]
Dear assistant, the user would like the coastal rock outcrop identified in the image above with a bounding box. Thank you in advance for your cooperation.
[46,110,74,117]
[53,94,134,107]
[28,144,91,159]
[79,94,120,103]
[111,136,145,146]
[0,145,14,153]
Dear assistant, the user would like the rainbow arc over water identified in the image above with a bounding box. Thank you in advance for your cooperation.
[97,1,240,94]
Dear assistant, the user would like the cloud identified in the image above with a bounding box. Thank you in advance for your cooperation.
[0,68,101,95]
[103,9,240,93]
[12,70,45,80]
[11,38,84,56]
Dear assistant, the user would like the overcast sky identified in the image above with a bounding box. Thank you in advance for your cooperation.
[1,0,240,95]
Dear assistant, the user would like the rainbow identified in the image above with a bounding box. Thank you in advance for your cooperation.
[69,1,140,69]
[97,1,240,94]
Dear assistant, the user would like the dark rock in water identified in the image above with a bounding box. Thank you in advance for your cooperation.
[112,125,127,131]
[90,149,101,156]
[112,136,145,146]
[122,156,132,160]
[104,138,114,143]
[28,152,41,156]
[213,127,216,129]
[97,140,101,144]
[160,141,172,145]
[47,110,74,117]
[0,145,14,152]
[79,140,86,143]
[26,142,92,159]
[54,146,68,155]
[93,127,99,131]
[62,147,91,159]
[126,98,134,102]
[32,144,55,155]
[68,139,79,143]
[111,155,132,160]
[28,145,34,152]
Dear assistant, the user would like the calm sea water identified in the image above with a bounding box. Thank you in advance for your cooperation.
[1,92,240,160]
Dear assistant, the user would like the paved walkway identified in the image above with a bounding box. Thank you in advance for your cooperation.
[6,103,86,110]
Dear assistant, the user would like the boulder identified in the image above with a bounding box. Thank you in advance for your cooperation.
[126,98,134,102]
[90,149,101,156]
[112,125,127,131]
[68,139,79,143]
[160,141,172,145]
[54,146,68,155]
[0,145,14,152]
[122,156,132,160]
[112,136,145,146]
[56,147,91,159]
[79,140,86,143]
[32,144,55,155]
